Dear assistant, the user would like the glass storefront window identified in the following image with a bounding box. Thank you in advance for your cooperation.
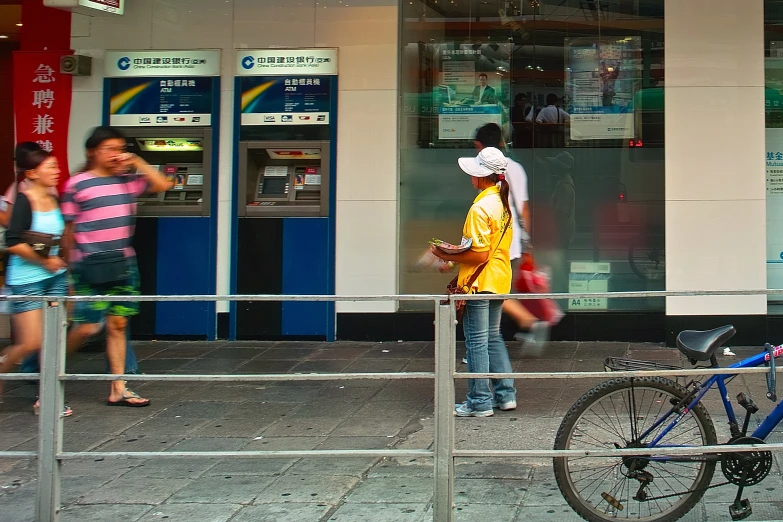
[399,0,666,312]
[767,2,783,312]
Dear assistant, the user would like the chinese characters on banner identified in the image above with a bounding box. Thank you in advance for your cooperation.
[13,51,73,193]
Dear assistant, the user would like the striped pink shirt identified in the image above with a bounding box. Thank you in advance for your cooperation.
[61,172,148,264]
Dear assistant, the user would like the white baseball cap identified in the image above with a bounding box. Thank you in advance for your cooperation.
[457,147,508,178]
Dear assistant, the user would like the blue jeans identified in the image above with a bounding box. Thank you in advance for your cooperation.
[462,298,516,410]
[19,324,139,374]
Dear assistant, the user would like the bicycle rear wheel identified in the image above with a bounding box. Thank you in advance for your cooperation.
[553,377,716,522]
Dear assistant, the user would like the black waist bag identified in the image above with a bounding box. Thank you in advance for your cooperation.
[81,251,129,286]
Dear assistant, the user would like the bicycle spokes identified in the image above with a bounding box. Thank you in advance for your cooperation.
[554,378,716,522]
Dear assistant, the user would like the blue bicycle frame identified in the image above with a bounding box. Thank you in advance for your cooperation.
[636,345,783,448]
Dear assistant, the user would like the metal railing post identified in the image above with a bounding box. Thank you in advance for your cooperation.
[433,301,455,522]
[36,300,66,522]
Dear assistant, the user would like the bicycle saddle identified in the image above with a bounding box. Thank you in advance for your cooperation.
[676,325,736,361]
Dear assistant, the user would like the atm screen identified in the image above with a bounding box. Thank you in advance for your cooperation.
[262,177,287,195]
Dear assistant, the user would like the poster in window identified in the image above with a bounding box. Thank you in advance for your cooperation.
[565,37,641,141]
[432,43,510,140]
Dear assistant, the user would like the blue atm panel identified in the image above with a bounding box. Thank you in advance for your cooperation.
[155,217,214,335]
[281,217,331,336]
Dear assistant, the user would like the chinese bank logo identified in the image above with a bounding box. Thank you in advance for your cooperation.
[117,57,131,71]
[241,56,255,70]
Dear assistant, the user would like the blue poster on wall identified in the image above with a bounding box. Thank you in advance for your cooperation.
[108,76,213,126]
[240,76,330,125]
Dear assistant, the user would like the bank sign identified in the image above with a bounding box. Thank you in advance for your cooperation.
[236,49,338,76]
[80,0,123,13]
[105,50,221,77]
[43,0,124,15]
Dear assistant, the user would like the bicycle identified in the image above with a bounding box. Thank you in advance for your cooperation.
[553,325,783,522]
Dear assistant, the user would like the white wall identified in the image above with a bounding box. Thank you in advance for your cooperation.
[664,0,767,315]
[68,0,399,315]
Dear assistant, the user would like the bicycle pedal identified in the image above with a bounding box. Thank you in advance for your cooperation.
[729,499,752,521]
[737,393,759,414]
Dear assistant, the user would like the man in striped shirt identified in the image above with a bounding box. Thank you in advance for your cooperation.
[62,127,172,407]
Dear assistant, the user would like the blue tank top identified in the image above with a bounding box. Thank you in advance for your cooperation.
[7,209,66,286]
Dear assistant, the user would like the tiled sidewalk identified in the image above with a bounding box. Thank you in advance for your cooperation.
[0,340,782,521]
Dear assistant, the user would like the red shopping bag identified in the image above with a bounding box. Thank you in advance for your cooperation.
[515,253,564,326]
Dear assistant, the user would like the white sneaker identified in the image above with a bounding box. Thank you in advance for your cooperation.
[461,357,468,364]
[491,399,517,411]
[454,401,493,417]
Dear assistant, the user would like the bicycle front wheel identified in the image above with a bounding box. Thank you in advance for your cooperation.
[553,377,717,522]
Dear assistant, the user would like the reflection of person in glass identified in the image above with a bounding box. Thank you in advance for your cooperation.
[600,60,621,106]
[472,73,497,105]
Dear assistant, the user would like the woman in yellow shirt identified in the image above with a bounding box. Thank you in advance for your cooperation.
[431,147,516,417]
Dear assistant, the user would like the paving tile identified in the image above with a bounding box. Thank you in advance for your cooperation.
[131,359,188,373]
[257,348,320,360]
[316,436,398,451]
[285,398,365,419]
[290,360,354,373]
[286,457,377,477]
[220,402,300,420]
[174,359,245,374]
[65,414,141,434]
[345,477,432,504]
[118,458,217,480]
[308,347,371,360]
[121,417,210,437]
[93,435,183,453]
[0,484,35,521]
[367,462,434,478]
[190,418,274,438]
[60,503,154,522]
[61,474,117,504]
[352,401,433,419]
[137,503,241,522]
[455,460,534,480]
[152,401,227,419]
[257,474,359,503]
[235,360,299,373]
[261,418,342,437]
[146,346,219,359]
[231,504,332,522]
[363,345,427,359]
[331,417,411,437]
[454,478,528,504]
[329,502,429,521]
[453,503,520,521]
[202,347,268,360]
[166,475,276,504]
[79,476,191,504]
[206,458,297,476]
[343,359,409,373]
[242,436,326,452]
[167,437,248,452]
[514,505,584,521]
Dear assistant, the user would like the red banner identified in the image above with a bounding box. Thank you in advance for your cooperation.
[13,50,73,193]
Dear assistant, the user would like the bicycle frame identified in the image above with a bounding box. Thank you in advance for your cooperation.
[638,345,783,448]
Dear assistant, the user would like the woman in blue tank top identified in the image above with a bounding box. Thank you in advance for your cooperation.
[0,147,70,416]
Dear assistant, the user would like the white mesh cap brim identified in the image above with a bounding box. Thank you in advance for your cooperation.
[458,157,493,178]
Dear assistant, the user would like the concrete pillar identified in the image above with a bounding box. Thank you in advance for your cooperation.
[665,0,766,318]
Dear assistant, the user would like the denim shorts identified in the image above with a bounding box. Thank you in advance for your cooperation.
[8,272,68,315]
[71,257,141,324]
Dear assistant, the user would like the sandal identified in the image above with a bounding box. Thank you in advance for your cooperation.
[107,388,150,408]
[33,399,73,417]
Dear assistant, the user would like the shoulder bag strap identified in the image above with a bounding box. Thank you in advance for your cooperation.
[464,217,511,289]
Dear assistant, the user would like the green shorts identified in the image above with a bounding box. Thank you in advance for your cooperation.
[71,257,140,324]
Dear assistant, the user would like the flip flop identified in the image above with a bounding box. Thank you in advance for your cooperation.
[107,388,150,408]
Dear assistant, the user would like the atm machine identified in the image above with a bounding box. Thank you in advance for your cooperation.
[103,50,221,339]
[231,49,338,340]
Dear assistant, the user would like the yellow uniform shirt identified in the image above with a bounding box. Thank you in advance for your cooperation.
[457,186,513,294]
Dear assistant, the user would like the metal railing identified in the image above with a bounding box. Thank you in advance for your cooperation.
[3,289,783,521]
